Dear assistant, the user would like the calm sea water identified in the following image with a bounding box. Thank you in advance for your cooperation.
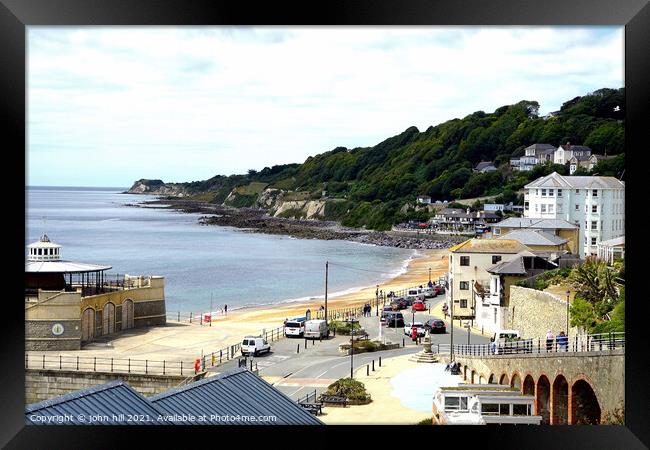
[26,187,415,313]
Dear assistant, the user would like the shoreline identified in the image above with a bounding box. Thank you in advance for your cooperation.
[204,247,449,332]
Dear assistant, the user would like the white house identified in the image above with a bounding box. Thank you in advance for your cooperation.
[417,195,432,204]
[510,144,555,171]
[553,143,592,165]
[523,172,625,258]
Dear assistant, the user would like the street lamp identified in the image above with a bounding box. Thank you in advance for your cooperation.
[376,285,379,317]
[350,324,355,379]
[428,267,432,283]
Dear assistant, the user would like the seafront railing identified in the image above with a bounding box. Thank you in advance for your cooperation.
[26,325,287,377]
[432,332,625,358]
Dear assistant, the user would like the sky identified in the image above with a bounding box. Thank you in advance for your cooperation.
[27,26,624,188]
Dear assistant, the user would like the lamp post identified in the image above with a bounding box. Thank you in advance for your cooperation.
[428,267,432,283]
[350,326,355,379]
[376,285,379,317]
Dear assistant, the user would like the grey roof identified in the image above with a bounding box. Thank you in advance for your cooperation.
[150,368,322,425]
[25,260,112,273]
[493,217,577,230]
[569,154,591,162]
[475,161,496,171]
[487,257,527,275]
[525,172,625,189]
[525,143,556,156]
[598,236,625,247]
[499,229,568,246]
[560,144,592,153]
[25,380,168,425]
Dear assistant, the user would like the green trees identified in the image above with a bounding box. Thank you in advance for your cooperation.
[569,257,624,333]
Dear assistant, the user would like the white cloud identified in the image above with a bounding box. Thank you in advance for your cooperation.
[27,26,623,187]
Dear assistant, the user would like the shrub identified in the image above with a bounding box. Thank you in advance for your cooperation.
[324,378,371,404]
[416,417,434,425]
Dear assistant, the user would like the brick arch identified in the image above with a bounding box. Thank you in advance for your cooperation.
[536,374,551,424]
[510,371,522,390]
[488,373,496,384]
[499,373,509,385]
[523,374,535,396]
[479,374,486,384]
[552,374,569,425]
[570,374,602,425]
[471,369,477,384]
[463,365,468,380]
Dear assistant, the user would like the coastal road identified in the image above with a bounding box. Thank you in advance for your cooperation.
[209,298,490,401]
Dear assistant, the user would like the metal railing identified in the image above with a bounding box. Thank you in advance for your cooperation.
[26,325,287,376]
[297,389,318,405]
[447,332,625,357]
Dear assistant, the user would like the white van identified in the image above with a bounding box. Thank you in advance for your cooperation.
[241,336,271,356]
[304,319,329,339]
[406,288,425,302]
[284,318,306,338]
[491,330,522,355]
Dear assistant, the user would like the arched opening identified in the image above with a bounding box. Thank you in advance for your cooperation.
[499,373,509,386]
[571,379,601,424]
[479,375,485,385]
[121,299,134,330]
[463,366,468,380]
[81,307,95,342]
[511,373,522,390]
[537,375,551,424]
[102,302,116,335]
[523,375,535,397]
[552,375,569,424]
[471,370,476,384]
[488,374,496,384]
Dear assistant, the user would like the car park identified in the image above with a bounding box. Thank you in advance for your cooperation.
[425,319,447,334]
[404,322,426,337]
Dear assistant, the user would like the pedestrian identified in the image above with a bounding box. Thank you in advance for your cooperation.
[428,280,433,289]
[224,304,227,316]
[557,331,568,352]
[489,337,496,355]
[545,329,555,352]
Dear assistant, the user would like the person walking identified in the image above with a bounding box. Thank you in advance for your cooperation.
[545,329,555,352]
[224,304,228,316]
[557,331,568,352]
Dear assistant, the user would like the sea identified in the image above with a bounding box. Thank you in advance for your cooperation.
[25,186,417,314]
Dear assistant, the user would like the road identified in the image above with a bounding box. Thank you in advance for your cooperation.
[210,295,490,401]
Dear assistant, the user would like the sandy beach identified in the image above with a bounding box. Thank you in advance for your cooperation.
[29,248,450,362]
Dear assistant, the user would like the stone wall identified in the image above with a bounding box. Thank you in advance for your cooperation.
[25,369,186,404]
[454,350,625,423]
[507,286,579,338]
[25,319,81,351]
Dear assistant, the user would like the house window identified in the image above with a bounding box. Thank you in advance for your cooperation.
[500,404,510,415]
[576,189,580,194]
[541,205,546,213]
[481,403,499,415]
[445,396,469,411]
[492,255,502,264]
[592,205,597,213]
[460,299,468,308]
[548,204,554,213]
[575,204,579,211]
[460,281,469,290]
[592,189,598,197]
[512,404,530,416]
[591,237,597,245]
[548,189,554,196]
[535,204,539,212]
[494,308,498,324]
[460,256,470,266]
[557,189,562,197]
[541,189,546,197]
[591,221,597,230]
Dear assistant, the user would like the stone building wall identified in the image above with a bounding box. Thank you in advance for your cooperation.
[25,369,185,404]
[25,291,82,351]
[507,286,579,338]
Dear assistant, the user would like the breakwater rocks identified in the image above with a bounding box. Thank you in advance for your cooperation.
[139,199,464,250]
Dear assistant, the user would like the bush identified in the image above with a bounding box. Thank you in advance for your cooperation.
[416,417,434,425]
[328,320,362,335]
[324,378,371,404]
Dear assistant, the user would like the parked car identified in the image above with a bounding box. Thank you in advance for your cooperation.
[391,298,409,310]
[412,300,426,311]
[304,319,329,339]
[404,322,426,337]
[433,284,445,295]
[385,312,405,328]
[241,336,271,356]
[423,287,436,298]
[425,319,446,334]
[284,318,306,338]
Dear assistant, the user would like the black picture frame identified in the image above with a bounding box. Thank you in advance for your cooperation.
[3,0,648,448]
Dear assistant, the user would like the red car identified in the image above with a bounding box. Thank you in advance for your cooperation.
[412,300,426,311]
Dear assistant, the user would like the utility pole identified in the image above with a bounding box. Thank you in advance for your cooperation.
[429,267,431,283]
[350,327,354,379]
[450,279,454,362]
[325,261,329,326]
[376,285,379,317]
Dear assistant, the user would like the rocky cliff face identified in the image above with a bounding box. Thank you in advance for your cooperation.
[127,179,190,197]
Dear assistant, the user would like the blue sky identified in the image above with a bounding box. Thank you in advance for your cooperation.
[27,27,623,187]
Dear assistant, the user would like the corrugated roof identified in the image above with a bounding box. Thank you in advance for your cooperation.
[493,217,577,230]
[25,380,168,425]
[499,230,567,247]
[150,368,322,425]
[525,172,625,189]
[449,239,530,254]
